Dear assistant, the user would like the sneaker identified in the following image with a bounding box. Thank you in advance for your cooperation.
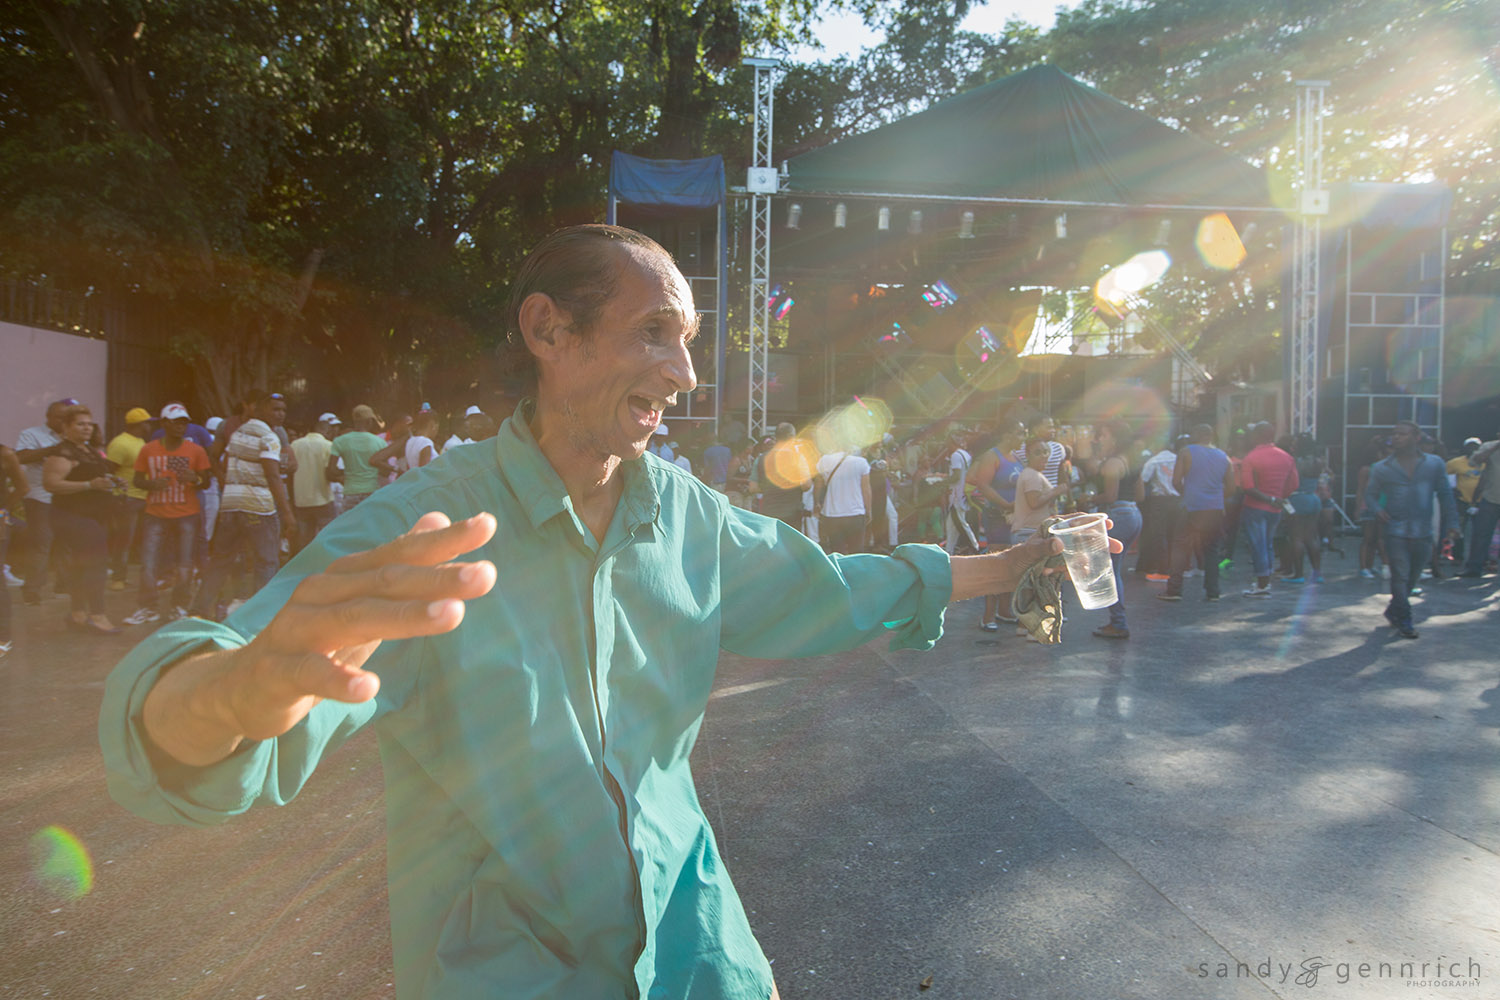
[1359,568,1376,580]
[3,565,23,587]
[1380,565,1390,580]
[1183,568,1203,578]
[1457,570,1483,579]
[1218,558,1233,571]
[1145,573,1170,582]
[0,640,11,659]
[1205,594,1221,602]
[1396,625,1419,639]
[1243,585,1272,597]
[169,606,189,621]
[1156,593,1183,602]
[1310,574,1325,584]
[123,607,160,626]
[1281,576,1305,584]
[980,621,999,632]
[1092,624,1130,640]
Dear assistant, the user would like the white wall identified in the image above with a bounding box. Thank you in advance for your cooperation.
[1,321,109,448]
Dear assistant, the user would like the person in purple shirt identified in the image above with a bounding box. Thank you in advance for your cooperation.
[1161,424,1236,602]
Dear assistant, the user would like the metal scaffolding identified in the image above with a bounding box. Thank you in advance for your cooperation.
[743,57,779,440]
[1291,80,1329,435]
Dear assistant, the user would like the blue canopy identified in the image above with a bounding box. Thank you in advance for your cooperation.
[610,152,725,208]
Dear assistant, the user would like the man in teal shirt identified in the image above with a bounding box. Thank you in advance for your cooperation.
[101,226,1085,999]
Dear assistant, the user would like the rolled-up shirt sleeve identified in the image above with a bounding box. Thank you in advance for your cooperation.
[717,503,951,658]
[99,496,422,827]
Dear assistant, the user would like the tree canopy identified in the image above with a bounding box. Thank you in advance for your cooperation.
[3,0,1495,413]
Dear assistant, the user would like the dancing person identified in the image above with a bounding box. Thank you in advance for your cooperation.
[100,224,1097,1000]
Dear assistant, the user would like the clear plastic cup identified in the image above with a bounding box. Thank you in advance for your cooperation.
[1049,512,1117,610]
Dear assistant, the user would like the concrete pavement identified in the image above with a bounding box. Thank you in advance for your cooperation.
[2,551,1497,998]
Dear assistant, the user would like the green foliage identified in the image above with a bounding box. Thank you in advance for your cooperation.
[3,0,1494,410]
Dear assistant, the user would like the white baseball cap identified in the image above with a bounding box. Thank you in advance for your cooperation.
[318,411,341,425]
[205,416,223,432]
[160,403,190,421]
[465,404,484,417]
[654,424,670,436]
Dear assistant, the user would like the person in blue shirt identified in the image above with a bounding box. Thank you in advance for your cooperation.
[100,225,1101,1000]
[1364,420,1459,639]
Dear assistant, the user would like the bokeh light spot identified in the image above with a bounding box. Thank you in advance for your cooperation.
[1095,250,1173,307]
[1195,213,1247,270]
[764,436,821,490]
[812,398,893,455]
[31,825,93,900]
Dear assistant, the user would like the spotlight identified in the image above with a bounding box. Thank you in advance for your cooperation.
[834,202,847,229]
[787,203,802,229]
[908,210,923,235]
[958,210,975,239]
[878,206,891,231]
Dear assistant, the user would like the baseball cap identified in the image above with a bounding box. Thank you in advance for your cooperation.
[318,411,341,425]
[465,404,484,417]
[125,406,153,425]
[654,424,669,436]
[1464,437,1482,446]
[160,403,190,421]
[351,403,380,422]
[205,416,224,433]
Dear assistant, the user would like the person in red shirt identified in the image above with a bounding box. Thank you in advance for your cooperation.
[1237,422,1299,596]
[127,403,212,624]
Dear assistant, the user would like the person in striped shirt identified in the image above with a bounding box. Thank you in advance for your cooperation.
[189,391,293,619]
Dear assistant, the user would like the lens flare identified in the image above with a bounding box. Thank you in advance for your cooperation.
[30,825,93,900]
[763,436,820,490]
[1095,250,1173,307]
[813,398,892,455]
[1195,213,1247,270]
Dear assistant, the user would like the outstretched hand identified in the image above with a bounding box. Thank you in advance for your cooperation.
[144,512,497,766]
[950,515,1123,602]
[229,511,498,740]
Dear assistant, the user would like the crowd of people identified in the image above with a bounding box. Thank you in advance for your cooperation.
[0,224,1486,999]
[4,385,1498,661]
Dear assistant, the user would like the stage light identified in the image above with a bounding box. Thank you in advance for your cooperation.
[786,203,802,229]
[1055,213,1068,239]
[1195,212,1246,270]
[1154,219,1172,246]
[834,202,848,229]
[922,279,959,310]
[959,210,975,239]
[908,209,923,235]
[878,206,891,231]
[1096,250,1172,306]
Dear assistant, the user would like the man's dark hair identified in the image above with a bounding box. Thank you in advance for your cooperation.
[1392,419,1421,436]
[499,225,675,389]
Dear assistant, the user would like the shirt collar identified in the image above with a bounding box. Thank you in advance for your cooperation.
[495,400,661,535]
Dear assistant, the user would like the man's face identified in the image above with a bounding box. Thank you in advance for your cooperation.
[541,247,698,462]
[163,418,188,441]
[465,414,486,439]
[1036,418,1056,440]
[45,404,68,432]
[128,421,150,439]
[257,397,287,427]
[1390,424,1419,452]
[1028,446,1050,471]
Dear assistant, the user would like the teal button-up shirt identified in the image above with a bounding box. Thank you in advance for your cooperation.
[100,407,952,999]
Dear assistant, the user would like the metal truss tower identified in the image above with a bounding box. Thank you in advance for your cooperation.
[1291,81,1329,436]
[743,57,779,439]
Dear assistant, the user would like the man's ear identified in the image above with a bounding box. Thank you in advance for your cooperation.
[518,292,573,362]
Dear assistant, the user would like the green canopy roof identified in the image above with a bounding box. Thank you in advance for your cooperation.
[784,64,1271,210]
